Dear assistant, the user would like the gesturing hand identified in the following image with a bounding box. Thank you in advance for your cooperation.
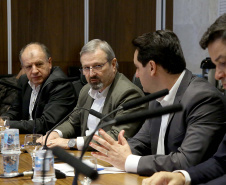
[89,129,132,170]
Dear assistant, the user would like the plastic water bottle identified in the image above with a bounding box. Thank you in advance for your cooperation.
[32,149,56,185]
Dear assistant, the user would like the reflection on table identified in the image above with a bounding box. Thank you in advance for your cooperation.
[0,134,146,185]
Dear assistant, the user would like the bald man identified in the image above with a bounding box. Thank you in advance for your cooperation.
[0,42,76,134]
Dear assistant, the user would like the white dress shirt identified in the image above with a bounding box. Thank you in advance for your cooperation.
[55,85,110,150]
[28,81,41,120]
[173,170,191,185]
[125,70,186,173]
[77,86,110,150]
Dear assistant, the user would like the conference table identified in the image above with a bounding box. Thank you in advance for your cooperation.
[0,134,147,185]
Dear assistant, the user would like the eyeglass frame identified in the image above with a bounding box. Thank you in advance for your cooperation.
[79,60,110,74]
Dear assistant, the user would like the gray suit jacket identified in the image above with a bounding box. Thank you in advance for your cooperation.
[56,72,147,141]
[127,69,226,176]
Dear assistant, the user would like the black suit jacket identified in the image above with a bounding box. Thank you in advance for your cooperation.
[2,66,77,134]
[187,134,226,185]
[127,69,226,176]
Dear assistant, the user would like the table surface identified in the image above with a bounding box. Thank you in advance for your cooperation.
[0,134,147,185]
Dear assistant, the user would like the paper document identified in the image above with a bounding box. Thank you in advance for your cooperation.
[54,163,125,176]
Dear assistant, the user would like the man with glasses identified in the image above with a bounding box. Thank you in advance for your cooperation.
[42,39,146,150]
[89,30,226,177]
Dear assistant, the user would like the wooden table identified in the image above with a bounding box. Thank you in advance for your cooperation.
[0,134,147,185]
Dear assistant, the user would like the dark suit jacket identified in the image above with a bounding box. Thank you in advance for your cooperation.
[187,134,226,185]
[127,69,226,176]
[56,72,147,141]
[2,66,77,134]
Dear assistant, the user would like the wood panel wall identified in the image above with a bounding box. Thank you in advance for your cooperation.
[89,0,157,80]
[0,0,173,80]
[166,0,173,30]
[0,0,8,74]
[11,0,84,74]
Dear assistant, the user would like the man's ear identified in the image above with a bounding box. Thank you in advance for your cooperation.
[48,57,52,69]
[149,60,157,76]
[111,58,117,71]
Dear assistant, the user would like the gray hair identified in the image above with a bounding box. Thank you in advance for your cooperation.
[19,42,51,65]
[80,39,116,63]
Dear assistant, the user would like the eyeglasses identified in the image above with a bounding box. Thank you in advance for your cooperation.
[80,61,109,74]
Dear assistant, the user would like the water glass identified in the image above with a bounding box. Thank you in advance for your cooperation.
[24,134,43,169]
[79,156,97,185]
[2,151,21,177]
[1,129,20,152]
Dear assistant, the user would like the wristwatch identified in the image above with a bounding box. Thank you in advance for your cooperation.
[67,139,77,148]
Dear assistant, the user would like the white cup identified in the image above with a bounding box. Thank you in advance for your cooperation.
[2,151,21,177]
[1,129,20,152]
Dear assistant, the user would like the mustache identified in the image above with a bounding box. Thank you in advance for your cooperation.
[89,77,100,81]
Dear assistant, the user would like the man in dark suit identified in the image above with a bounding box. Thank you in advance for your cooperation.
[89,30,226,176]
[141,13,226,185]
[41,39,147,150]
[0,42,76,134]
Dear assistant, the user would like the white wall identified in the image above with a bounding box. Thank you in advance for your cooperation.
[173,0,219,75]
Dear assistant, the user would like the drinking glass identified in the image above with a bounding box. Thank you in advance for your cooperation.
[24,134,43,169]
[79,156,97,185]
[0,116,10,152]
[0,116,10,131]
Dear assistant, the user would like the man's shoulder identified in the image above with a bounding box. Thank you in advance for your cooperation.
[48,66,67,79]
[185,75,222,96]
[179,75,226,109]
[112,73,144,94]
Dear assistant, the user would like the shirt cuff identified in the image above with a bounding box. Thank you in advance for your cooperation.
[173,170,191,185]
[125,154,141,173]
[77,137,84,150]
[53,129,63,138]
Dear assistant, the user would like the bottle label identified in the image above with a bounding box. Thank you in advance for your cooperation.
[35,157,53,172]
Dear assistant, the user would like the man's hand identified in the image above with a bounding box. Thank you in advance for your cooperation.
[38,131,60,145]
[89,129,132,170]
[47,138,71,149]
[0,118,5,127]
[142,171,186,185]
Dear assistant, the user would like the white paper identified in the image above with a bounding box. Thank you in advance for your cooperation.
[54,163,125,177]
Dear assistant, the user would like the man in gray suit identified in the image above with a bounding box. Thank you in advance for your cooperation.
[142,13,226,185]
[90,30,226,175]
[42,39,146,150]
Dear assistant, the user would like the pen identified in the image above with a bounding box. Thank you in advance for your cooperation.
[97,168,104,171]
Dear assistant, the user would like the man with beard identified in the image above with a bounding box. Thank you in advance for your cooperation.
[89,30,226,177]
[42,39,147,150]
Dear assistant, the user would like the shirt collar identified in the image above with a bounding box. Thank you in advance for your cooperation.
[88,85,111,100]
[28,81,41,92]
[157,70,186,107]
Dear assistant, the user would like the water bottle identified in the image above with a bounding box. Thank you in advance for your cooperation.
[32,149,56,185]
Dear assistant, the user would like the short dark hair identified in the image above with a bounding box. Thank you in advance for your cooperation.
[132,30,186,74]
[200,13,226,49]
[19,42,51,64]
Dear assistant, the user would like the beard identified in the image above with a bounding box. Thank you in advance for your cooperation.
[89,77,103,90]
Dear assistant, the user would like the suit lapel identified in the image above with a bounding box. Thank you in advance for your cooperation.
[166,70,193,131]
[81,96,94,135]
[150,101,162,154]
[23,86,32,119]
[101,73,119,118]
